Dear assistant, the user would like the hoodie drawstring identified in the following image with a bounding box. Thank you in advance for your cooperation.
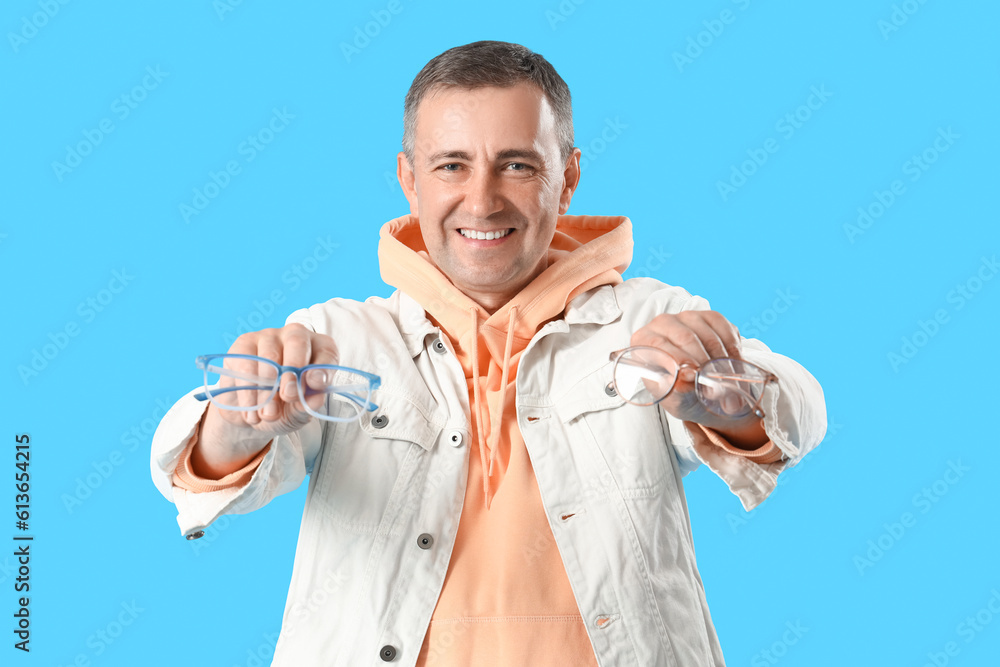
[469,308,489,505]
[468,305,519,510]
[489,306,518,479]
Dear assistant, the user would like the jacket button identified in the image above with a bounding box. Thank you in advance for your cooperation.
[379,644,397,661]
[371,414,389,429]
[604,382,617,397]
[417,533,434,549]
[447,430,464,447]
[185,530,205,540]
[432,338,447,354]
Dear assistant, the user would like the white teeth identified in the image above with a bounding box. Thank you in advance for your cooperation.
[460,228,511,241]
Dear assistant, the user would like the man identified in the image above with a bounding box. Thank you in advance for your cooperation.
[151,41,826,666]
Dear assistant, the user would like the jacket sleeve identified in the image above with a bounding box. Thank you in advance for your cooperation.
[149,312,325,538]
[661,292,828,511]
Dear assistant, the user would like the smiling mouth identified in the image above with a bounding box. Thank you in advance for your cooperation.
[458,228,513,241]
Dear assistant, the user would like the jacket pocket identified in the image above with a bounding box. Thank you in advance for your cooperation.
[555,360,673,497]
[309,390,441,535]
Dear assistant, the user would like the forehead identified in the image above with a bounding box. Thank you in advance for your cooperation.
[414,83,559,156]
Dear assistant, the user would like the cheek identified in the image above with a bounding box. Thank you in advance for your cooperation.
[420,224,447,252]
[529,180,561,209]
[503,183,546,217]
[417,179,458,214]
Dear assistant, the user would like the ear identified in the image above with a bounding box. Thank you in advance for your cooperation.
[558,147,582,215]
[397,152,419,216]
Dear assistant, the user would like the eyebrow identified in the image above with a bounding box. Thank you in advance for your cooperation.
[425,148,545,165]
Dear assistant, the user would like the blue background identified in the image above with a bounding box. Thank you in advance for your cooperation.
[3,1,998,665]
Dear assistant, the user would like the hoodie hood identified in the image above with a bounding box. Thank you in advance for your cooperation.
[379,214,633,507]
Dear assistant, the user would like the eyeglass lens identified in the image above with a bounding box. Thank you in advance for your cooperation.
[203,355,279,411]
[203,356,373,421]
[613,350,769,418]
[695,358,768,418]
[613,347,679,405]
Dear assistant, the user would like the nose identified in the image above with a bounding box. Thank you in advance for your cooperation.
[462,166,503,219]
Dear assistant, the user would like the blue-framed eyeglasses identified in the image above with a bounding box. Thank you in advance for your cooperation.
[194,353,381,423]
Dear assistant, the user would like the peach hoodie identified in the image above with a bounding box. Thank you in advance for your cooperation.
[172,213,781,665]
[379,214,632,665]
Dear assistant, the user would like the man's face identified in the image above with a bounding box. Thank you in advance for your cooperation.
[397,83,581,311]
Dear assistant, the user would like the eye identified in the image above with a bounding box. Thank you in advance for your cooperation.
[506,162,534,172]
[440,163,461,172]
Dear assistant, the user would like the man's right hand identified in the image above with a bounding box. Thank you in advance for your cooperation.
[191,323,338,480]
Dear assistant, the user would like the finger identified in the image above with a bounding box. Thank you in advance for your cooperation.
[301,373,329,413]
[309,333,339,366]
[720,391,747,416]
[228,331,256,356]
[233,353,264,417]
[223,333,257,420]
[280,331,311,403]
[229,352,260,426]
[659,322,711,368]
[630,317,674,354]
[303,333,339,416]
[281,327,312,368]
[700,311,742,359]
[679,313,730,361]
[631,324,693,392]
[629,337,698,394]
[255,331,285,421]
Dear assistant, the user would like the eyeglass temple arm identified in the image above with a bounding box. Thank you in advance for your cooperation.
[197,384,379,411]
[194,384,271,401]
[610,354,675,376]
[326,392,379,411]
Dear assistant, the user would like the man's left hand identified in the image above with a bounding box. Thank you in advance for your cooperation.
[629,310,768,449]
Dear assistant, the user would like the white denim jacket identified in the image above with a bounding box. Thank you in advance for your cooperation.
[151,278,826,666]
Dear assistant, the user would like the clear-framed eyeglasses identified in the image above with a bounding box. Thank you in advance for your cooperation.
[609,346,778,419]
[193,353,381,423]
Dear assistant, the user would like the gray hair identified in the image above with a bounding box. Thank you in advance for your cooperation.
[402,41,574,166]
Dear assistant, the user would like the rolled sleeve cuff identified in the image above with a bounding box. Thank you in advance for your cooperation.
[675,416,788,511]
[151,387,282,538]
[692,423,785,465]
[171,425,271,493]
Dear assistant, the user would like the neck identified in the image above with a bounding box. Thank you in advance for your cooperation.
[452,257,550,316]
[461,288,512,316]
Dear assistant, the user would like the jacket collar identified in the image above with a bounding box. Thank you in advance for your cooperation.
[393,283,623,359]
[564,284,623,326]
[396,290,442,357]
